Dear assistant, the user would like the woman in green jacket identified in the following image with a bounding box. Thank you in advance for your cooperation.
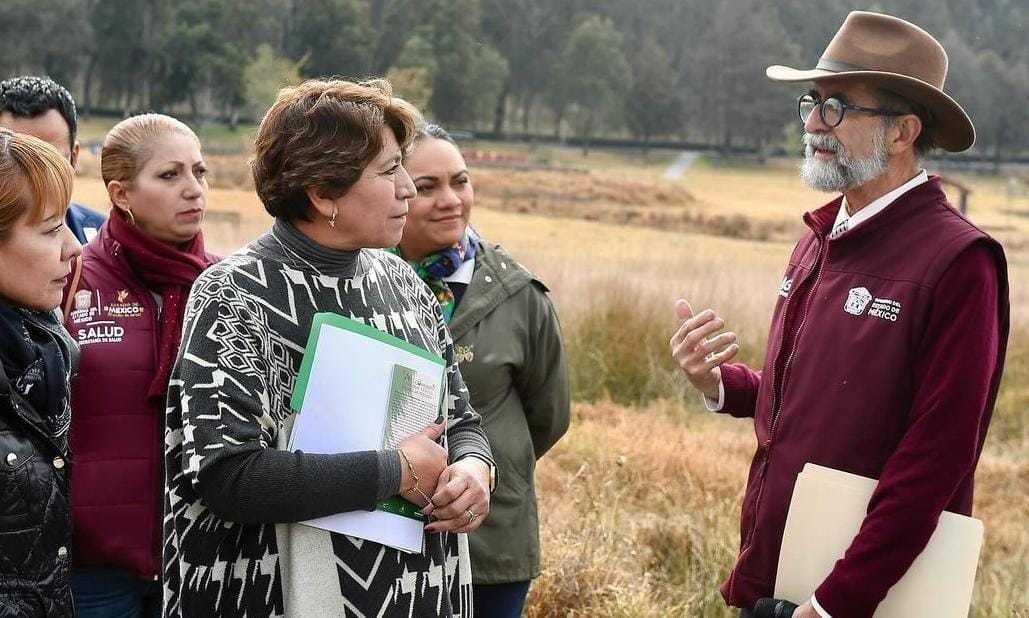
[396,124,570,617]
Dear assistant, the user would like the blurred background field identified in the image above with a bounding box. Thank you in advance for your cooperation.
[71,136,1029,616]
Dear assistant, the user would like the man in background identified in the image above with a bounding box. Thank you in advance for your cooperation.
[1,75,105,244]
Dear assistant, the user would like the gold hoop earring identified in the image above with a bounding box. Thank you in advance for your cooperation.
[124,207,136,226]
[328,206,337,228]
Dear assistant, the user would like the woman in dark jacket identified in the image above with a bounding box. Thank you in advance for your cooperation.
[0,128,82,616]
[395,124,571,617]
[61,114,216,618]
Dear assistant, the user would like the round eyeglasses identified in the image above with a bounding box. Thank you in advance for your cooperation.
[798,94,904,128]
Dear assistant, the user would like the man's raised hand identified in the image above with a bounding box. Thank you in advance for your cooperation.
[669,299,739,400]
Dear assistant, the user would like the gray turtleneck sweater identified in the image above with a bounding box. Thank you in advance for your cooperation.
[163,220,488,617]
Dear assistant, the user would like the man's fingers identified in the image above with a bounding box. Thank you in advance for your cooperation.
[683,317,725,349]
[671,330,717,367]
[671,338,699,366]
[674,298,693,321]
[700,331,737,354]
[700,343,739,372]
[670,321,688,349]
[670,308,718,348]
[683,308,717,332]
[675,331,737,373]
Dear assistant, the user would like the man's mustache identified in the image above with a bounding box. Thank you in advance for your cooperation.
[804,132,844,155]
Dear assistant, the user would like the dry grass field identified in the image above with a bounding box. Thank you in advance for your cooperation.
[71,143,1027,616]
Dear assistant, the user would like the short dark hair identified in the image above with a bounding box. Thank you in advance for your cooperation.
[873,87,936,157]
[251,78,421,221]
[0,76,78,146]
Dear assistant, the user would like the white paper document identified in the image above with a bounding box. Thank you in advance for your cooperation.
[775,463,984,617]
[288,313,446,554]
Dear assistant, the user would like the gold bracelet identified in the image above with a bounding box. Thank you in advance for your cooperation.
[398,448,435,506]
[398,447,419,493]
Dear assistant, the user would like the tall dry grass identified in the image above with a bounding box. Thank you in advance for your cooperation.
[530,398,1028,617]
[473,166,801,242]
[528,400,749,617]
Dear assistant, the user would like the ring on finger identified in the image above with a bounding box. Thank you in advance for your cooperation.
[466,509,479,525]
[700,339,712,360]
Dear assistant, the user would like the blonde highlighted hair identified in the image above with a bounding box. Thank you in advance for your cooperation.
[101,113,199,187]
[0,127,73,239]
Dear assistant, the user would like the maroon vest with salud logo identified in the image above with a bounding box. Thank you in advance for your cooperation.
[721,177,1009,607]
[64,223,164,580]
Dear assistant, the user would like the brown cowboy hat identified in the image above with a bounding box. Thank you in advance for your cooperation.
[766,11,974,152]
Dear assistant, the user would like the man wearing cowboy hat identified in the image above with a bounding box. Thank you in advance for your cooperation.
[669,11,1009,618]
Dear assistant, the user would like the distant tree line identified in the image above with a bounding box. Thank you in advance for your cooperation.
[1,0,1025,161]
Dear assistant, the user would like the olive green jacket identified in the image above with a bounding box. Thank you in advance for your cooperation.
[450,240,570,584]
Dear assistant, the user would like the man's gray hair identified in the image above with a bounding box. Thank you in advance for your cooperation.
[873,88,936,157]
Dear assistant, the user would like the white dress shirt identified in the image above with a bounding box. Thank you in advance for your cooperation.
[828,170,929,241]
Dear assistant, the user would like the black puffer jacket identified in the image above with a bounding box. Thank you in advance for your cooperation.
[0,360,73,617]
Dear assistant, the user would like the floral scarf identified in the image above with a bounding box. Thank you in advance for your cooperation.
[389,229,477,323]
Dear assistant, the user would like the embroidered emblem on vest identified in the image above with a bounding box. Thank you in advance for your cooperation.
[868,297,902,322]
[844,287,903,322]
[844,287,873,315]
[455,344,475,364]
[106,289,145,318]
[74,290,92,311]
[70,291,101,324]
[778,277,793,298]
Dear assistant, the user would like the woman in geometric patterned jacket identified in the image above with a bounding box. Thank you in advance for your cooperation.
[162,79,494,617]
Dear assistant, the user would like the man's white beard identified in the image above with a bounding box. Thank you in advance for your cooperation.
[800,124,889,192]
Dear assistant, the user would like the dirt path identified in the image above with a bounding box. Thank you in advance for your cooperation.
[662,150,700,180]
